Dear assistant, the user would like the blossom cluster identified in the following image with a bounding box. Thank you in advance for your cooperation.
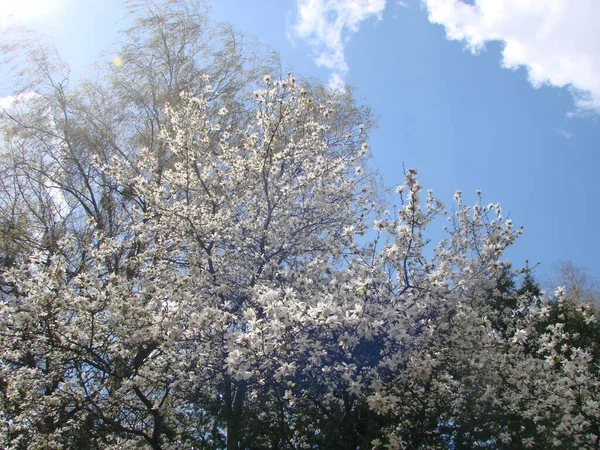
[0,74,598,449]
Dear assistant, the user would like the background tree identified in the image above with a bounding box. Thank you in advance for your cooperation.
[546,261,600,305]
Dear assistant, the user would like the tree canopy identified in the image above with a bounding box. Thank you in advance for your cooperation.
[0,1,598,449]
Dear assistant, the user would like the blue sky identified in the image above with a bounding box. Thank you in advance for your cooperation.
[1,0,599,281]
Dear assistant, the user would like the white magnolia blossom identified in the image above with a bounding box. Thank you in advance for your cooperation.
[0,73,598,449]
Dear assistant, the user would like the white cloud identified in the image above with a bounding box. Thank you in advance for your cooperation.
[292,0,386,90]
[0,95,16,110]
[327,71,346,91]
[555,128,574,139]
[0,92,39,110]
[0,0,65,30]
[423,0,600,112]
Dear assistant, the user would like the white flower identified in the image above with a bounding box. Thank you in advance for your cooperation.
[275,363,296,380]
[367,393,386,413]
[584,314,596,325]
[523,437,535,448]
[512,329,528,344]
[225,349,244,369]
[347,380,363,396]
[385,435,405,450]
[373,220,385,231]
[342,226,355,237]
[283,390,296,406]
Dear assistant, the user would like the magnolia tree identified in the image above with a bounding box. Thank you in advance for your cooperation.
[2,73,598,450]
[1,3,599,450]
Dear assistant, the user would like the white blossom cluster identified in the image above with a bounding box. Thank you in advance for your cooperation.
[0,75,598,449]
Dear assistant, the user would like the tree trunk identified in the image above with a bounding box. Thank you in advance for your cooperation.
[225,376,246,450]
